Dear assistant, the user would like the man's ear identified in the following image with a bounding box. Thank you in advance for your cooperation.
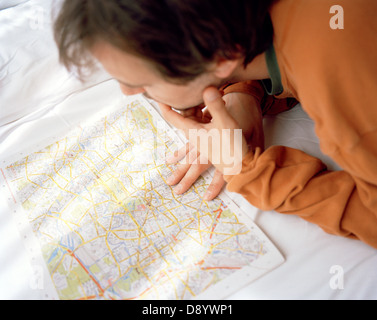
[213,57,240,79]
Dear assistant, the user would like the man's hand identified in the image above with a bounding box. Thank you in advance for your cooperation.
[163,101,224,201]
[222,91,264,152]
[160,87,261,199]
[165,142,225,201]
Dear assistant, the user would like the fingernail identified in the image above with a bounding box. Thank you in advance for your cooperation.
[165,155,175,164]
[166,175,175,185]
[203,191,212,201]
[165,150,179,164]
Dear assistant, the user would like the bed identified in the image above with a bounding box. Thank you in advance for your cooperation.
[1,0,376,300]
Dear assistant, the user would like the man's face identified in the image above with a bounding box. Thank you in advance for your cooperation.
[92,41,222,110]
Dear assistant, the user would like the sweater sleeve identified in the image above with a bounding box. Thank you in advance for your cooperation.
[224,143,377,249]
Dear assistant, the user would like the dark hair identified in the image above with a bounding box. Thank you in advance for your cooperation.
[54,0,275,82]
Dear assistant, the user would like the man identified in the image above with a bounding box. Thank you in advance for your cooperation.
[54,0,377,248]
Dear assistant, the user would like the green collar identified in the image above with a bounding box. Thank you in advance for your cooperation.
[261,44,284,96]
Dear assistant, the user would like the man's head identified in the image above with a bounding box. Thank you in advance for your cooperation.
[54,0,275,108]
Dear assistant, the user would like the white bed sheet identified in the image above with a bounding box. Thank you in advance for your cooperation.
[0,0,376,300]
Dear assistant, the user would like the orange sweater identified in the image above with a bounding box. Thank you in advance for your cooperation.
[223,0,377,248]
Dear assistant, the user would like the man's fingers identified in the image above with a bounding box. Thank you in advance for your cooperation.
[202,87,230,124]
[165,162,191,186]
[173,163,211,195]
[158,102,201,134]
[166,146,201,185]
[165,143,193,164]
[166,162,212,194]
[203,169,225,201]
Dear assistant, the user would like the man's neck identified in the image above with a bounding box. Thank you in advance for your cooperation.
[232,52,270,82]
